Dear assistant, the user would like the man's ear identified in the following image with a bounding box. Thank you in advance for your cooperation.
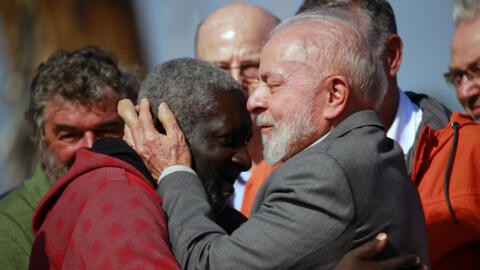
[385,34,403,77]
[323,75,349,120]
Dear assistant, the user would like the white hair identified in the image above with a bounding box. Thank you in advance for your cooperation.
[270,7,384,107]
[453,0,480,25]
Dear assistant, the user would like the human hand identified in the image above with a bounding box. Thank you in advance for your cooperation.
[118,98,191,180]
[333,233,425,270]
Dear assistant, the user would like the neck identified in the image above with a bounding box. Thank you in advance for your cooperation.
[378,82,399,131]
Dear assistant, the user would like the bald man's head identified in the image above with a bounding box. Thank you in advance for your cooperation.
[196,2,279,93]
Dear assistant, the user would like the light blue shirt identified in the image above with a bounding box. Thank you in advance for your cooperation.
[228,171,252,211]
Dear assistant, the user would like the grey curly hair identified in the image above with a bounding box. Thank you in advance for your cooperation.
[25,45,138,144]
[138,57,245,142]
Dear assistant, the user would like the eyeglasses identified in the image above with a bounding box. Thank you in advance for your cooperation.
[444,58,480,87]
[216,62,259,81]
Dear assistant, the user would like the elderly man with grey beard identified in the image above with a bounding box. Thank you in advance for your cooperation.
[0,46,137,270]
[120,7,430,270]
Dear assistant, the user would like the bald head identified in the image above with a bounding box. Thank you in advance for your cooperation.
[196,2,279,93]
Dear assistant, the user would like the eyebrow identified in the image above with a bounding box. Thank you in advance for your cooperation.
[214,60,260,66]
[53,125,77,134]
[450,56,480,71]
[53,120,123,134]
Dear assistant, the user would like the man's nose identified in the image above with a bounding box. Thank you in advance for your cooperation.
[247,83,268,114]
[456,78,480,100]
[81,131,96,148]
[232,145,251,172]
[230,68,245,88]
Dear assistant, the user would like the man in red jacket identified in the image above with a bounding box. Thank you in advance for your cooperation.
[0,45,138,270]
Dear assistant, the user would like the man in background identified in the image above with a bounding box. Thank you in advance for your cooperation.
[297,0,451,173]
[404,0,480,268]
[195,2,280,216]
[449,0,480,122]
[0,45,137,269]
[297,1,479,268]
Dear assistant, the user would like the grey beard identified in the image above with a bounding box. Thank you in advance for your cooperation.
[203,165,239,215]
[39,142,69,184]
[259,99,315,166]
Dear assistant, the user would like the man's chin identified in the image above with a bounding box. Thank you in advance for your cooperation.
[40,147,70,183]
[464,97,480,122]
[221,180,235,199]
[470,107,480,123]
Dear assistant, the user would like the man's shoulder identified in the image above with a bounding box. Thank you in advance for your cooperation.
[0,168,49,268]
[0,166,51,221]
[321,111,395,163]
[276,110,392,175]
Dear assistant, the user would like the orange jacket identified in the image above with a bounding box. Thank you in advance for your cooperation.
[411,112,480,270]
[240,160,280,217]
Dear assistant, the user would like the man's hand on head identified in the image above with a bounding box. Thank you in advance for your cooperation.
[333,233,425,270]
[118,98,191,180]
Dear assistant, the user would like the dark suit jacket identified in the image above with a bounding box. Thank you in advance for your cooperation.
[157,110,430,269]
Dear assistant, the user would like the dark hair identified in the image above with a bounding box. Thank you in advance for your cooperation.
[296,0,397,56]
[25,45,138,143]
[138,57,245,142]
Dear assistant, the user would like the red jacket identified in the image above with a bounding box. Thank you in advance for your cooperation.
[30,147,179,269]
[412,112,480,270]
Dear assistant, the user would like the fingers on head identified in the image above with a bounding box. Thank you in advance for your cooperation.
[157,102,182,135]
[123,124,134,145]
[118,99,138,124]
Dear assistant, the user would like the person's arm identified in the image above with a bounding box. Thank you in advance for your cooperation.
[216,206,248,234]
[158,153,355,269]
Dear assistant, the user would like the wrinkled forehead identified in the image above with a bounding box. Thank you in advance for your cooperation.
[262,22,334,66]
[451,17,480,69]
[197,15,275,61]
[45,90,119,114]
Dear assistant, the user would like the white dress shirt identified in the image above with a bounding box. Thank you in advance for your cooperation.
[386,90,423,157]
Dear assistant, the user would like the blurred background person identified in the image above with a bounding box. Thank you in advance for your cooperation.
[0,0,144,194]
[195,2,280,216]
[449,0,480,122]
[0,45,138,270]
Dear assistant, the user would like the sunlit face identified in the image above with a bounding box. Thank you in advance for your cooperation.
[197,29,262,94]
[450,16,480,122]
[189,92,252,213]
[42,94,123,179]
[196,14,274,94]
[247,25,329,164]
